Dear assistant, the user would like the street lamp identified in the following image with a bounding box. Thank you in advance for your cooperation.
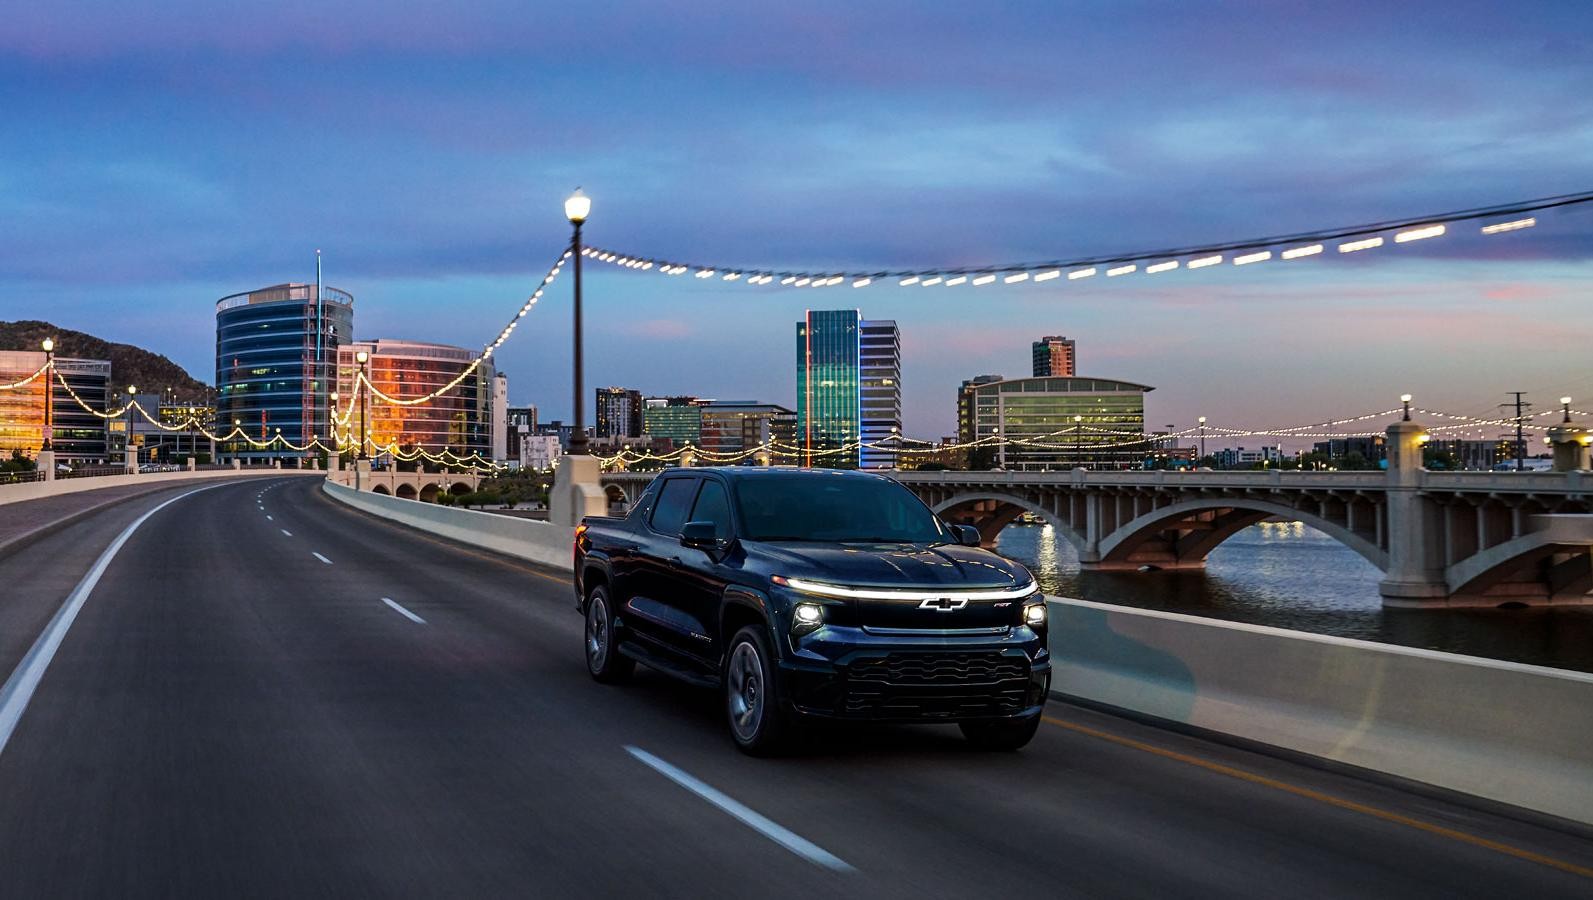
[40,338,54,452]
[1401,393,1412,422]
[329,390,339,448]
[565,188,590,456]
[1562,396,1573,424]
[355,351,370,461]
[233,417,241,464]
[126,385,138,470]
[1198,416,1207,462]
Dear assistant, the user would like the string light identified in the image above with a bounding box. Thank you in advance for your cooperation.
[574,189,1592,291]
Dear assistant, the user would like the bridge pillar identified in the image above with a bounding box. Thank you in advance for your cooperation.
[36,450,55,482]
[354,458,370,491]
[550,454,607,526]
[681,449,696,467]
[1547,426,1590,472]
[1379,420,1448,606]
[1078,491,1104,564]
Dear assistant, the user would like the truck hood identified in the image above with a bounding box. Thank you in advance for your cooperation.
[753,541,1031,590]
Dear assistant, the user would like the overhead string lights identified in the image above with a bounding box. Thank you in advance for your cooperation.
[577,189,1592,290]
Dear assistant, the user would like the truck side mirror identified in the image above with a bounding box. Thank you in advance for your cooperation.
[951,524,982,547]
[681,520,724,551]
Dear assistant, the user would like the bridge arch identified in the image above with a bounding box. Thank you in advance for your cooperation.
[395,483,418,500]
[449,482,472,496]
[1444,516,1593,605]
[372,484,391,496]
[1097,497,1388,572]
[419,482,442,503]
[930,492,1087,554]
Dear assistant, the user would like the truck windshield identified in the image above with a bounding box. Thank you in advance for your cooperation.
[733,474,948,543]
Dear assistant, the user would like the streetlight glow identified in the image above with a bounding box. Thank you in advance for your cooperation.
[564,189,591,225]
[41,338,53,352]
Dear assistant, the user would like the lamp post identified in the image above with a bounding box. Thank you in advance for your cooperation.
[1401,393,1413,422]
[232,418,241,464]
[329,390,340,464]
[565,189,590,456]
[1073,414,1083,469]
[1198,416,1207,463]
[1562,396,1573,424]
[126,385,138,471]
[40,338,54,452]
[355,351,370,461]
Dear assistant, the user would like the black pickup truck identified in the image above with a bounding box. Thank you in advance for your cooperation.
[574,467,1050,754]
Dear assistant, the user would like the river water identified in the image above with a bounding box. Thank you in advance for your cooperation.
[996,520,1593,675]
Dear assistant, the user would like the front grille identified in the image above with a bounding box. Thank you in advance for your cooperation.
[847,651,1028,686]
[839,689,1027,718]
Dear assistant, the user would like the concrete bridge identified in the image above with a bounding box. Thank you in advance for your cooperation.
[326,466,486,501]
[601,423,1593,609]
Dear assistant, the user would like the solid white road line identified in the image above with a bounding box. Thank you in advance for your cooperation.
[313,552,332,565]
[381,597,426,624]
[280,529,292,537]
[0,484,223,760]
[624,746,853,872]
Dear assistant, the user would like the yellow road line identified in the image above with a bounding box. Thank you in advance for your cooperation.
[1042,716,1593,880]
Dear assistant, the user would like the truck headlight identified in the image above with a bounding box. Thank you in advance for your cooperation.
[792,602,823,636]
[1023,603,1047,628]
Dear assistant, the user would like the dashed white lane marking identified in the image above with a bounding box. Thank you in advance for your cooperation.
[0,485,225,760]
[381,597,427,624]
[266,515,273,521]
[280,529,292,537]
[313,552,332,565]
[624,746,853,873]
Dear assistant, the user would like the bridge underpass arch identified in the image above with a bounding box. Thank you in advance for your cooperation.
[1096,497,1388,573]
[931,492,1086,556]
[395,483,418,500]
[449,482,472,496]
[419,482,441,503]
[372,484,391,495]
[1442,517,1593,607]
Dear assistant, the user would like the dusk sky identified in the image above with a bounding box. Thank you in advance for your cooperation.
[4,1,1591,444]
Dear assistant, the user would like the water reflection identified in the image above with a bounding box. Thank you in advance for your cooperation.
[998,521,1593,674]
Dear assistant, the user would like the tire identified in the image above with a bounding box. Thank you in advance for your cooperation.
[959,715,1042,751]
[584,585,634,683]
[723,625,791,756]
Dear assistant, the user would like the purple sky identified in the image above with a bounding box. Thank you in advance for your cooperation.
[4,1,1591,444]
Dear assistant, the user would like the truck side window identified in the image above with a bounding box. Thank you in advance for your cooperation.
[649,478,697,536]
[688,481,732,541]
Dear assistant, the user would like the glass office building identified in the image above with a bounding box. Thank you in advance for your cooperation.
[796,310,901,468]
[338,339,495,459]
[216,283,352,461]
[960,376,1152,471]
[698,401,794,462]
[643,396,703,445]
[0,351,110,463]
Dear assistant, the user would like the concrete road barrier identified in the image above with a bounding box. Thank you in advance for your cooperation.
[1048,597,1593,826]
[323,480,574,571]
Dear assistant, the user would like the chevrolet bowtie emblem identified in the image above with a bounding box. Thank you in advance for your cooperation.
[918,597,968,612]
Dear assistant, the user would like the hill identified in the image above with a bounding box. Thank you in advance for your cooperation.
[0,320,210,402]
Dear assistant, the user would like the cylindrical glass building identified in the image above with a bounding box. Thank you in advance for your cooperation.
[215,283,353,461]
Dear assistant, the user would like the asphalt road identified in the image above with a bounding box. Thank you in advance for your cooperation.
[1,476,1591,898]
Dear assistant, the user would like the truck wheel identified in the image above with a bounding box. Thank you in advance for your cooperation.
[724,626,790,756]
[959,715,1041,751]
[585,585,634,683]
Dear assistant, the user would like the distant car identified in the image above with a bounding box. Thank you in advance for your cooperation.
[574,468,1050,754]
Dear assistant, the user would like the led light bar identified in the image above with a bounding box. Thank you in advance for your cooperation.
[852,277,872,287]
[900,276,920,286]
[1068,267,1097,280]
[946,275,968,286]
[774,575,1039,602]
[921,276,943,286]
[972,274,997,285]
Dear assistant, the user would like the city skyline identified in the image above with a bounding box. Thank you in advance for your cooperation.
[5,2,1592,437]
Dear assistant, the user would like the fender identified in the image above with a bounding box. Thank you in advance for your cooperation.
[578,551,615,612]
[720,584,773,634]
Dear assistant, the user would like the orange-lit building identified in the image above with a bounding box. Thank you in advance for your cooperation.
[0,351,111,463]
[337,339,496,460]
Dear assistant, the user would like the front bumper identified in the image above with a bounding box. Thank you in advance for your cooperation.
[777,625,1050,722]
